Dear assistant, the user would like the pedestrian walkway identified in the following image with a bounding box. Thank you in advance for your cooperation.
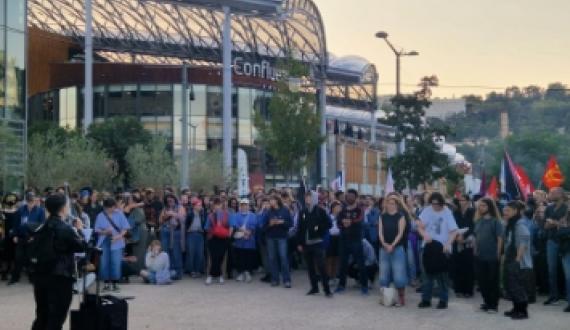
[1,273,567,330]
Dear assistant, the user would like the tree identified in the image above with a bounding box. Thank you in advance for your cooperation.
[545,82,568,101]
[0,122,19,190]
[188,150,226,194]
[381,76,457,191]
[27,130,116,191]
[253,59,325,182]
[87,117,152,186]
[126,136,177,189]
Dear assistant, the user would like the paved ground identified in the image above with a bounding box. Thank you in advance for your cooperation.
[1,272,568,330]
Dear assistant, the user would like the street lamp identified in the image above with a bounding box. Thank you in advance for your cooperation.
[375,31,419,96]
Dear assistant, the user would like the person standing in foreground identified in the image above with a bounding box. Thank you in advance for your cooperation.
[503,201,532,320]
[543,187,567,306]
[31,194,86,330]
[263,196,293,288]
[94,198,130,292]
[9,192,46,285]
[231,199,258,283]
[336,189,368,295]
[378,196,408,306]
[473,197,504,313]
[297,191,332,297]
[417,192,458,309]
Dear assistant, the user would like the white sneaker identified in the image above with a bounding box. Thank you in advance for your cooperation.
[205,276,213,285]
[218,277,225,285]
[244,272,252,283]
[236,273,245,282]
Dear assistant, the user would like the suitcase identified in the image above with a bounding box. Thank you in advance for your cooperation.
[70,250,129,330]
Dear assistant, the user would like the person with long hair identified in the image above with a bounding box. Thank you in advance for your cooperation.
[378,196,408,306]
[262,195,293,288]
[473,197,504,313]
[205,197,232,285]
[159,194,187,280]
[503,200,532,320]
[94,198,130,292]
[452,194,476,298]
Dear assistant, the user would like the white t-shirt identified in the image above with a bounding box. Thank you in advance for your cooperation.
[419,206,458,245]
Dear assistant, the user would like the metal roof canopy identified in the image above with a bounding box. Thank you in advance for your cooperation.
[156,0,284,14]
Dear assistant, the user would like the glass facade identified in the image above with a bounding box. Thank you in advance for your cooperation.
[0,0,26,193]
[33,82,272,173]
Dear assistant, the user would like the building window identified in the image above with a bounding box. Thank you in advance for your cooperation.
[108,84,136,117]
[5,29,25,119]
[6,0,25,32]
[140,84,173,117]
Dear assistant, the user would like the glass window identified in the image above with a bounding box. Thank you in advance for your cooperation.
[6,0,25,31]
[5,30,25,120]
[93,86,106,118]
[206,86,222,118]
[140,84,173,117]
[108,85,136,117]
[206,86,237,118]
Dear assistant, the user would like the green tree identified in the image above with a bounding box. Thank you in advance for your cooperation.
[188,150,226,194]
[253,60,325,182]
[126,136,177,189]
[27,130,116,190]
[87,117,152,186]
[381,76,457,191]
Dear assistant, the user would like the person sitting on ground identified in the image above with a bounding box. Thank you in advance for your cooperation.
[140,240,172,285]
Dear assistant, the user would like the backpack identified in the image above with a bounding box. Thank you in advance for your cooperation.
[27,221,58,274]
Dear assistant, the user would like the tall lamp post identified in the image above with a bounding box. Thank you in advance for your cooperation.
[375,31,419,96]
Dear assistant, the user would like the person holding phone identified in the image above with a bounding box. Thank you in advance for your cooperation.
[159,194,186,280]
[94,198,130,292]
[262,196,293,288]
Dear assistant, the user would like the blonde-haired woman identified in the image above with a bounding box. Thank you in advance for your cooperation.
[473,197,504,313]
[378,196,408,306]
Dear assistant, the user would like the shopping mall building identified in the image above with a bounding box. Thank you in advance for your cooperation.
[3,0,396,193]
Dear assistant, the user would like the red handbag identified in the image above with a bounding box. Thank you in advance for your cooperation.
[209,212,230,239]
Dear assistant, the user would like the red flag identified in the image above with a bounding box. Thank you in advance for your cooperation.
[486,177,499,199]
[543,156,565,189]
[515,165,534,198]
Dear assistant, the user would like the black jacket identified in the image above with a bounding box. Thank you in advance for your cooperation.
[296,206,331,246]
[40,217,87,279]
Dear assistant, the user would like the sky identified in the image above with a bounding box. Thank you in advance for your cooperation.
[313,0,570,98]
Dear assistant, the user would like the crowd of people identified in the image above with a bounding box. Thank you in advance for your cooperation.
[1,184,570,322]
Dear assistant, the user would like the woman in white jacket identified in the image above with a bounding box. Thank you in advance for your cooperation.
[140,240,172,285]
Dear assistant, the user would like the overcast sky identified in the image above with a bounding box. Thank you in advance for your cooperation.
[313,0,570,98]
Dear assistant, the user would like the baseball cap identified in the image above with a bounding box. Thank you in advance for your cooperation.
[239,199,250,205]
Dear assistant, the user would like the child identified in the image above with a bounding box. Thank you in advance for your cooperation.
[140,240,172,285]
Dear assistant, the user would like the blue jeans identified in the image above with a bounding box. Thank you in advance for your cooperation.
[185,232,205,274]
[422,272,449,303]
[267,238,290,284]
[562,252,570,303]
[99,241,122,281]
[380,246,408,289]
[546,240,559,299]
[407,240,417,283]
[338,240,367,289]
[161,229,183,278]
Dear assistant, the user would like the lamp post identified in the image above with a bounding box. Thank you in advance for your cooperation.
[84,0,93,134]
[375,31,419,96]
